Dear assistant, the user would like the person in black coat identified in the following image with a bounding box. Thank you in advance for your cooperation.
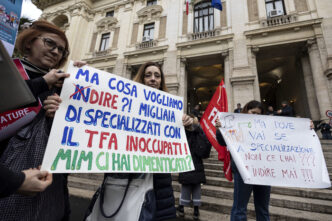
[0,164,52,198]
[277,101,294,117]
[317,120,332,140]
[177,116,211,220]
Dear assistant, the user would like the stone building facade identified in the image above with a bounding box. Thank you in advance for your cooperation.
[33,0,332,120]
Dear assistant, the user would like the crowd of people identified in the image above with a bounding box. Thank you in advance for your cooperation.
[0,19,329,221]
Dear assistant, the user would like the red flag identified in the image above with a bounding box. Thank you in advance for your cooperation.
[186,0,190,15]
[200,80,232,181]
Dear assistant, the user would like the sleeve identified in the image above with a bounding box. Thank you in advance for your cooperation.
[216,129,227,146]
[26,77,49,99]
[0,164,25,198]
[191,126,212,159]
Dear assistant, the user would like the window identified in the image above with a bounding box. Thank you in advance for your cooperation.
[265,0,285,17]
[143,23,155,41]
[99,33,110,51]
[147,0,157,6]
[106,11,114,17]
[194,1,214,33]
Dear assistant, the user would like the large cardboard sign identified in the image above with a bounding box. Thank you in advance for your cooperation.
[218,112,331,188]
[42,62,194,173]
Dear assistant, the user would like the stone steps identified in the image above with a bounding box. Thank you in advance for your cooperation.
[173,192,332,221]
[172,182,332,214]
[66,139,332,221]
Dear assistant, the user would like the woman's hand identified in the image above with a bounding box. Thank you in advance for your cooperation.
[215,118,221,128]
[43,93,61,118]
[73,61,87,67]
[43,69,69,89]
[310,120,314,130]
[182,114,199,131]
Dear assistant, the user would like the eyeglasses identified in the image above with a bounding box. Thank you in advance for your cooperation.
[38,37,68,57]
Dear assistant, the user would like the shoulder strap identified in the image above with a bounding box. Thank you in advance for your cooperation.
[99,174,133,218]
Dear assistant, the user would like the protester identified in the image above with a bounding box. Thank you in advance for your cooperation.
[192,104,201,119]
[234,103,242,113]
[276,101,294,117]
[0,20,84,221]
[0,165,52,198]
[177,114,211,220]
[266,105,276,116]
[216,100,271,221]
[133,61,196,220]
[317,120,332,140]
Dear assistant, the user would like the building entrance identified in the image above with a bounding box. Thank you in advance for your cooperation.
[186,54,224,115]
[256,42,311,118]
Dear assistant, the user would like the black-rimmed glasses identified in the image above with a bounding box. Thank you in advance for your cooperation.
[38,37,68,57]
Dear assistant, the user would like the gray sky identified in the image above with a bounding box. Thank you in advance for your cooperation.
[21,0,42,20]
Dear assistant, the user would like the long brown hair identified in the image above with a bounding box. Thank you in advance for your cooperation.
[241,100,264,114]
[133,62,168,92]
[16,20,69,68]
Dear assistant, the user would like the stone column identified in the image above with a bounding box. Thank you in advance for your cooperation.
[301,54,321,120]
[257,0,267,20]
[222,50,232,110]
[251,46,261,101]
[307,39,332,120]
[287,0,296,14]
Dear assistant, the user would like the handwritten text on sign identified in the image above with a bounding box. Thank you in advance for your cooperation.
[218,113,331,188]
[41,62,194,173]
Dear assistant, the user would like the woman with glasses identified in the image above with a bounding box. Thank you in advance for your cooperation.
[0,20,84,221]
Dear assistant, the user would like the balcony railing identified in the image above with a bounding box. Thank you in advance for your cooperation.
[136,40,158,49]
[93,49,111,57]
[189,30,216,40]
[261,14,297,27]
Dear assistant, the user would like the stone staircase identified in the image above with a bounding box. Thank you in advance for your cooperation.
[68,140,332,221]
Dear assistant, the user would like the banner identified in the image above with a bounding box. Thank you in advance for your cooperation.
[218,112,331,188]
[200,80,232,180]
[0,0,23,56]
[41,62,194,173]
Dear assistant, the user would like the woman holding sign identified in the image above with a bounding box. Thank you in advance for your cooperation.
[215,100,271,221]
[0,20,84,221]
[84,62,198,221]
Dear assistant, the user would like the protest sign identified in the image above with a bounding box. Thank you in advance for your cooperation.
[41,62,194,173]
[218,112,331,188]
[0,0,22,56]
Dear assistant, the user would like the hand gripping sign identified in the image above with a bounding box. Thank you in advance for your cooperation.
[217,112,331,189]
[41,62,194,173]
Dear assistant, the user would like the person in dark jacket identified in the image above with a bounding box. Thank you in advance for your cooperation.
[277,101,294,117]
[266,106,276,116]
[234,103,242,113]
[317,120,332,140]
[177,116,211,220]
[216,101,271,221]
[0,20,84,221]
[0,165,52,198]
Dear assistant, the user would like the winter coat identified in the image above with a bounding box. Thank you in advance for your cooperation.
[178,126,211,185]
[153,174,176,220]
[0,59,70,221]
